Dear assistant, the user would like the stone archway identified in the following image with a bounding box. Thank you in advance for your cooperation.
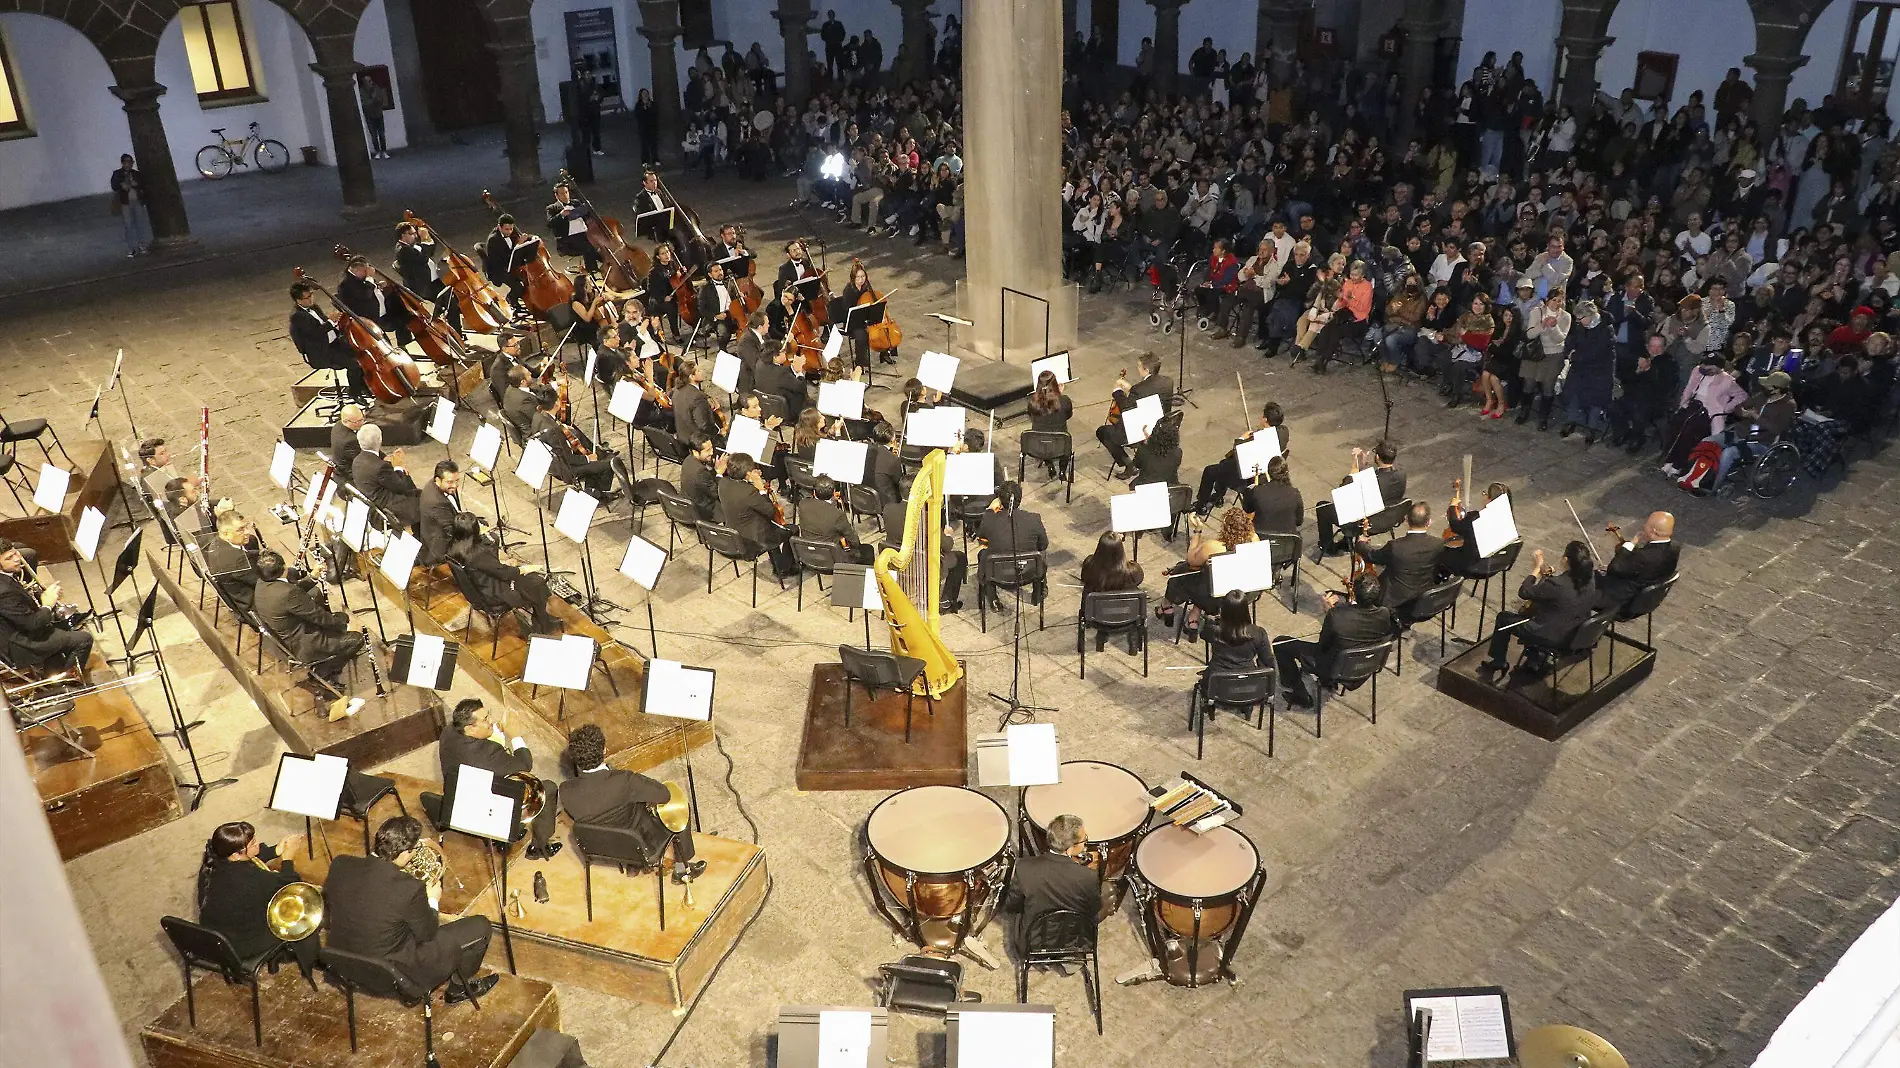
[1747,0,1843,129]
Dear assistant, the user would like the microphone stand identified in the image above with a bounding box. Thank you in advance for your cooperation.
[986,503,1056,728]
[1373,350,1395,447]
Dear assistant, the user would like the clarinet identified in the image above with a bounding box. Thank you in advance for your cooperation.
[198,406,213,529]
[360,626,388,697]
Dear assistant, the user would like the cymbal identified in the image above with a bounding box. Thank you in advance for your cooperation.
[1519,1025,1629,1068]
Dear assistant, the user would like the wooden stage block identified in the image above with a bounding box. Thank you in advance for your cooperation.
[1435,631,1657,740]
[149,547,445,768]
[796,663,968,791]
[140,965,557,1068]
[0,436,124,564]
[370,562,710,773]
[24,655,183,860]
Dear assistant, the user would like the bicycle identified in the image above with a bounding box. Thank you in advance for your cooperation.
[194,122,290,179]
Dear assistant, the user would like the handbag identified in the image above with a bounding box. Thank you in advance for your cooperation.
[1518,337,1544,362]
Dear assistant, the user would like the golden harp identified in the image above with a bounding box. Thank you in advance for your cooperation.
[873,450,963,697]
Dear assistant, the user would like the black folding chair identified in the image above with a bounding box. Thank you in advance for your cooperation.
[1361,497,1411,539]
[1018,430,1076,503]
[1161,483,1194,540]
[642,426,688,480]
[1015,908,1103,1034]
[878,955,975,1018]
[1299,638,1396,739]
[445,559,516,659]
[1610,572,1678,654]
[783,456,819,522]
[1078,590,1148,678]
[977,550,1046,634]
[838,643,930,742]
[339,768,407,854]
[1190,666,1276,758]
[1392,577,1467,675]
[1262,532,1303,612]
[0,447,31,511]
[1516,609,1618,700]
[0,408,72,466]
[790,536,841,610]
[1452,540,1522,637]
[571,821,670,928]
[655,488,703,556]
[697,521,782,607]
[321,945,471,1060]
[159,916,291,1047]
[846,484,886,531]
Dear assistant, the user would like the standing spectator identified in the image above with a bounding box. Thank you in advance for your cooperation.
[820,10,846,80]
[634,89,658,166]
[357,73,391,160]
[840,35,862,86]
[860,29,884,86]
[572,62,604,157]
[109,153,148,258]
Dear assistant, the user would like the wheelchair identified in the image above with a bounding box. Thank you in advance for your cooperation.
[1726,437,1801,500]
[1147,255,1202,334]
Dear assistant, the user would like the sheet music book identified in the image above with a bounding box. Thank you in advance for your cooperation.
[427,397,456,444]
[817,379,866,419]
[1402,987,1514,1062]
[379,532,422,588]
[1109,479,1171,533]
[392,632,457,690]
[471,422,503,471]
[1331,466,1384,525]
[447,765,518,842]
[32,464,69,514]
[812,438,869,485]
[74,506,107,562]
[1234,429,1282,478]
[515,439,554,490]
[822,326,846,364]
[1029,350,1073,385]
[1471,494,1518,558]
[954,1009,1054,1068]
[725,415,772,464]
[618,535,667,590]
[269,440,297,489]
[642,659,716,720]
[608,379,644,424]
[905,405,966,447]
[943,452,997,498]
[917,350,959,393]
[1122,393,1164,444]
[269,752,350,821]
[711,350,743,393]
[553,488,600,543]
[816,1010,874,1068]
[341,496,372,551]
[1209,539,1274,595]
[523,633,595,689]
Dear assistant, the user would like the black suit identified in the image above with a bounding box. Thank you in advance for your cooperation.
[976,508,1049,604]
[396,238,459,333]
[796,498,872,564]
[1244,480,1304,536]
[323,854,491,994]
[338,273,410,344]
[198,847,317,968]
[501,386,539,443]
[1095,373,1176,467]
[678,454,719,520]
[483,229,540,304]
[1487,574,1605,665]
[1315,463,1407,553]
[1599,540,1679,612]
[330,422,363,487]
[696,279,739,349]
[1274,600,1396,705]
[560,766,696,864]
[672,383,719,448]
[253,577,363,681]
[716,476,794,573]
[529,412,615,498]
[289,305,368,398]
[869,445,905,532]
[1002,853,1100,953]
[437,728,558,851]
[546,200,597,264]
[418,484,463,565]
[1360,530,1447,609]
[0,572,92,670]
[753,360,807,426]
[204,535,260,612]
[351,450,422,530]
[448,538,557,633]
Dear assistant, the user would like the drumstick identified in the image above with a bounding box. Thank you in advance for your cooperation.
[1564,497,1605,567]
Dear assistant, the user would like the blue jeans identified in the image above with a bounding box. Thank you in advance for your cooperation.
[1564,395,1608,431]
[121,199,149,253]
[1480,129,1504,173]
[1381,327,1416,365]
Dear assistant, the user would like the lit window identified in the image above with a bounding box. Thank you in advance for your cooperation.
[181,1,259,103]
[0,26,29,136]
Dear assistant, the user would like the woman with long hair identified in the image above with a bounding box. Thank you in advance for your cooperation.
[196,821,317,967]
[1081,531,1144,597]
[1204,590,1271,673]
[1478,540,1601,676]
[835,261,897,367]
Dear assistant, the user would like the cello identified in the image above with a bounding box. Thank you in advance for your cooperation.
[331,243,484,403]
[403,209,511,333]
[554,169,651,292]
[481,191,573,317]
[655,243,700,329]
[291,267,423,404]
[848,260,904,356]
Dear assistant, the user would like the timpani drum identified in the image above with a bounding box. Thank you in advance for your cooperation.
[1021,760,1152,919]
[1130,823,1265,987]
[864,786,1013,953]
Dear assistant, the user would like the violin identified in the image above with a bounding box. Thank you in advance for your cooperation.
[332,243,470,379]
[292,266,423,404]
[1442,477,1465,546]
[404,209,511,333]
[1104,367,1130,425]
[481,191,573,316]
[553,169,652,291]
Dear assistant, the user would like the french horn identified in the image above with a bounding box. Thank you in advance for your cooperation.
[265,882,324,941]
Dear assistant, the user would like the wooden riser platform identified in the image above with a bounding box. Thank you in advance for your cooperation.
[1435,631,1657,740]
[369,561,710,774]
[149,546,445,768]
[0,436,123,564]
[24,654,183,860]
[140,967,556,1068]
[796,663,968,791]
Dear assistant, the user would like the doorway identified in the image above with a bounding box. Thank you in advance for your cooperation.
[411,0,503,130]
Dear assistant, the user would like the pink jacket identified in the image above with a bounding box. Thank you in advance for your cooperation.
[1680,366,1749,433]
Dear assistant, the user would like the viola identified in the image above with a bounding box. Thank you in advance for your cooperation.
[482,191,573,316]
[292,266,423,404]
[553,169,652,291]
[404,209,510,333]
[1104,367,1130,425]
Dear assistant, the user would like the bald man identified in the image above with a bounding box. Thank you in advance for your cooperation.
[1599,511,1678,612]
[331,405,367,486]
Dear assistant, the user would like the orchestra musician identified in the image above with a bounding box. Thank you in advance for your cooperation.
[482,214,542,309]
[776,239,819,297]
[678,437,722,520]
[697,259,742,351]
[196,822,318,972]
[204,511,263,612]
[733,310,774,379]
[253,550,365,690]
[593,326,632,388]
[1478,541,1603,678]
[0,539,93,675]
[1599,511,1678,614]
[1026,371,1074,479]
[670,358,722,448]
[1272,571,1397,708]
[766,283,801,342]
[330,405,367,486]
[799,476,875,564]
[715,455,798,578]
[753,338,809,424]
[632,167,672,219]
[163,476,214,538]
[1243,455,1304,537]
[546,182,599,273]
[1192,401,1290,516]
[418,460,464,566]
[395,221,459,334]
[1095,352,1174,474]
[338,254,413,348]
[435,698,562,859]
[835,261,897,367]
[974,481,1048,611]
[500,367,540,442]
[713,223,749,264]
[485,333,535,411]
[445,513,561,635]
[644,242,687,340]
[530,388,618,501]
[1312,442,1406,559]
[1351,501,1447,608]
[1001,812,1098,954]
[1441,481,1511,574]
[351,423,423,532]
[560,724,706,884]
[324,815,498,1004]
[289,280,370,403]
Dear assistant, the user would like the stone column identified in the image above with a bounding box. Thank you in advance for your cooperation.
[1258,0,1311,84]
[1556,34,1613,111]
[381,0,435,143]
[1746,52,1808,133]
[638,0,686,169]
[894,0,935,88]
[1395,12,1440,141]
[1148,0,1185,94]
[308,54,379,211]
[487,37,544,188]
[964,0,1071,361]
[775,0,816,107]
[110,83,198,253]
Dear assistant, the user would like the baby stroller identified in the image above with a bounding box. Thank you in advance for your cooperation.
[1147,253,1203,334]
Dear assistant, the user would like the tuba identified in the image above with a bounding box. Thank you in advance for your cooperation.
[265,882,324,941]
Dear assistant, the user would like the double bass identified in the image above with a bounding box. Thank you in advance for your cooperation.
[332,243,484,404]
[481,191,573,317]
[292,267,423,404]
[404,209,511,333]
[649,171,717,271]
[555,169,651,291]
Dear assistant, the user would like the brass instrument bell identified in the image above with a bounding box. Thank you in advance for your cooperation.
[657,780,692,833]
[265,882,324,941]
[509,772,546,826]
[1519,1025,1630,1068]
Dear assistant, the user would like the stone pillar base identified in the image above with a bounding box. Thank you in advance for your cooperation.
[148,235,205,257]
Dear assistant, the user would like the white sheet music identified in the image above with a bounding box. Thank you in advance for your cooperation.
[379,532,422,588]
[583,347,598,387]
[618,535,667,590]
[608,380,644,424]
[553,488,599,543]
[822,325,846,363]
[905,405,966,447]
[566,217,588,237]
[405,632,446,688]
[1123,393,1164,444]
[427,397,456,444]
[1109,479,1171,533]
[300,466,328,518]
[812,438,869,485]
[471,422,503,471]
[447,765,515,842]
[515,439,554,490]
[956,1011,1054,1068]
[943,452,996,498]
[644,658,715,720]
[1004,723,1059,786]
[711,350,742,393]
[917,350,959,393]
[725,415,772,463]
[1028,350,1073,385]
[74,506,106,562]
[1209,539,1274,595]
[269,752,350,821]
[1331,466,1385,525]
[1472,494,1518,558]
[1234,429,1282,478]
[341,496,372,551]
[523,633,595,689]
[269,441,297,489]
[1410,994,1511,1061]
[817,1010,873,1068]
[32,464,69,514]
[817,379,866,419]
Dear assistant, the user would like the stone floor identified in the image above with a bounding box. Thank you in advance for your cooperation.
[7,140,1900,1068]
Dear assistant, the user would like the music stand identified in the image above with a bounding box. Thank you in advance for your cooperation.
[269,752,348,859]
[617,534,668,657]
[633,208,676,241]
[553,488,619,625]
[640,659,715,830]
[390,632,460,691]
[946,1005,1056,1068]
[523,633,597,724]
[130,580,236,810]
[775,1006,888,1068]
[844,300,887,380]
[973,722,1059,828]
[983,546,1053,729]
[447,764,529,973]
[830,562,883,648]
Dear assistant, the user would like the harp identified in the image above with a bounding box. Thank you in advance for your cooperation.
[873,450,963,698]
